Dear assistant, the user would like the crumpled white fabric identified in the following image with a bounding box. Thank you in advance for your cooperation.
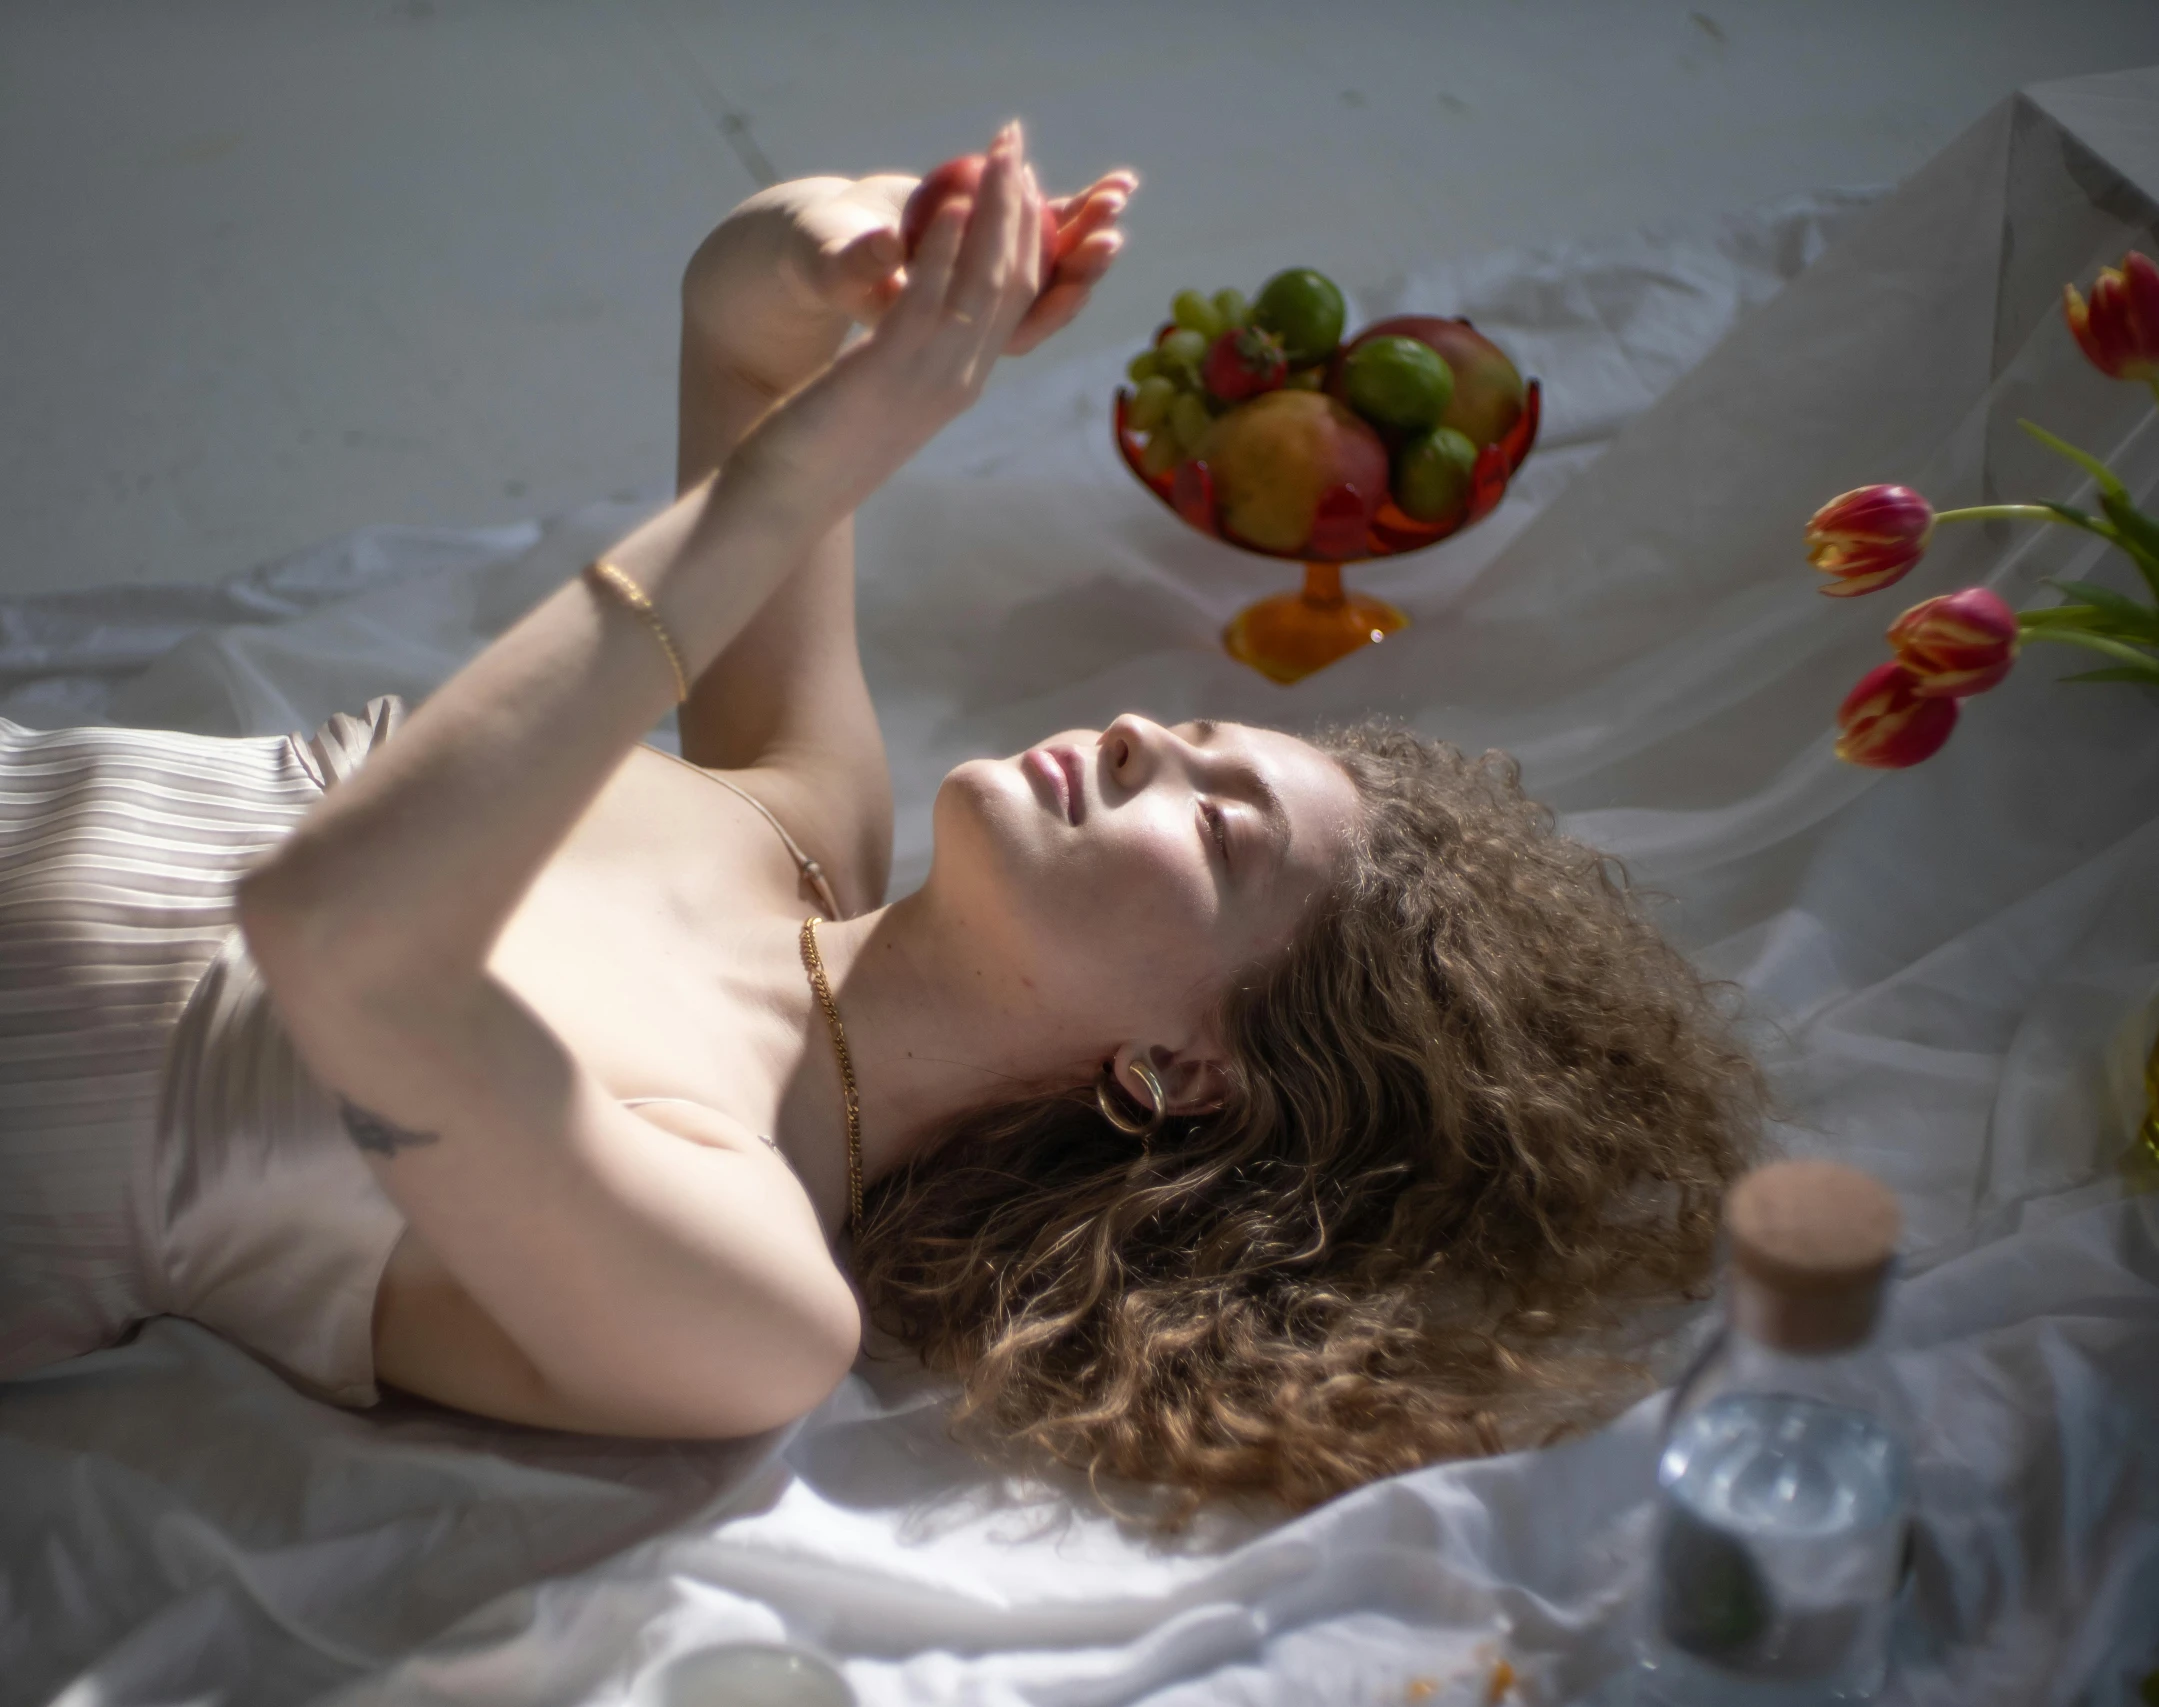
[5,65,2159,1707]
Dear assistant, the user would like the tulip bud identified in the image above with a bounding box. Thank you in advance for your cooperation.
[1806,485,1934,596]
[1835,662,1959,768]
[2062,252,2159,383]
[1885,587,2020,698]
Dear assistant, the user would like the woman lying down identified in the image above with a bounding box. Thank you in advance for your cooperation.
[0,125,1758,1518]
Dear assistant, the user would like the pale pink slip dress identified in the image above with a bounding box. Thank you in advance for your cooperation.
[0,698,408,1405]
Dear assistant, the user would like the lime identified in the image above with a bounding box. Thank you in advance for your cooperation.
[1393,425,1478,523]
[1344,336,1454,432]
[1252,269,1347,367]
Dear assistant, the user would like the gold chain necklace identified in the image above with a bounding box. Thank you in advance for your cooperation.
[798,917,863,1238]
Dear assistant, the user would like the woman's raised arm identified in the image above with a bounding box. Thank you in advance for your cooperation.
[233,128,1051,1435]
[667,175,919,914]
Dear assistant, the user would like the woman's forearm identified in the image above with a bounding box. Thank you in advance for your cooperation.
[238,461,818,1000]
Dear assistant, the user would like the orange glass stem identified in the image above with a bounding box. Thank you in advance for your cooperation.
[1222,561,1409,685]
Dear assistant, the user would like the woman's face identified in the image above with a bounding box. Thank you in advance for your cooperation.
[932,715,1361,1060]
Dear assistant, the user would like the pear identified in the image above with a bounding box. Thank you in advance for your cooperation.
[1197,392,1389,555]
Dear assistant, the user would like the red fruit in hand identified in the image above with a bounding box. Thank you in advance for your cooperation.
[1202,326,1289,403]
[900,154,1060,279]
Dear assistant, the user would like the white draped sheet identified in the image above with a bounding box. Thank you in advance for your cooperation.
[2,66,2155,1707]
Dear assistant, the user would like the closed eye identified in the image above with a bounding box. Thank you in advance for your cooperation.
[1201,800,1230,860]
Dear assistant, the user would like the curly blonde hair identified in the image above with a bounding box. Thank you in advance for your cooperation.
[853,720,1759,1519]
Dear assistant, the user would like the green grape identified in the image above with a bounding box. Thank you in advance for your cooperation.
[1171,289,1226,340]
[1127,375,1177,432]
[1127,348,1162,385]
[1158,327,1209,372]
[1169,391,1214,454]
[1140,430,1183,478]
[1212,288,1249,329]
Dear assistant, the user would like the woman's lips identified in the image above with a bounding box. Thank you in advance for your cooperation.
[1022,747,1082,824]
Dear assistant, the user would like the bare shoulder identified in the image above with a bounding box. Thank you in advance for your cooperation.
[373,1101,862,1437]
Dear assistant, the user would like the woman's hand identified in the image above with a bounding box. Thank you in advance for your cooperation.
[683,149,1136,398]
[1010,166,1138,352]
[725,124,1069,530]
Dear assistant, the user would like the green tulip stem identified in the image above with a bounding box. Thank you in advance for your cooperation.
[1933,505,2069,526]
[1933,503,2125,554]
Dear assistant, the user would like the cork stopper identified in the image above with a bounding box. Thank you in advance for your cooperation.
[1725,1160,1901,1354]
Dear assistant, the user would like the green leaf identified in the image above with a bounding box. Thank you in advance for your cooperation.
[2029,496,2133,550]
[2018,419,2128,497]
[2017,602,2105,626]
[2023,627,2159,670]
[2063,665,2159,685]
[2096,492,2159,600]
[2041,579,2159,641]
[2035,499,2113,536]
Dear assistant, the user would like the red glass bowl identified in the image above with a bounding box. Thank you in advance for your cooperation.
[1115,374,1540,683]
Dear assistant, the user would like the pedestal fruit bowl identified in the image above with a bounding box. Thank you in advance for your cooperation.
[1116,273,1540,684]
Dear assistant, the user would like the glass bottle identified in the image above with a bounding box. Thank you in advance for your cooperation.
[1635,1160,1912,1706]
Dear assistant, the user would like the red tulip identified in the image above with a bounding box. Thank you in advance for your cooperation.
[1885,587,2020,698]
[1835,662,1959,768]
[2062,252,2159,383]
[1807,486,1934,596]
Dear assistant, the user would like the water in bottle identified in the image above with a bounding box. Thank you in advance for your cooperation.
[1636,1159,1912,1706]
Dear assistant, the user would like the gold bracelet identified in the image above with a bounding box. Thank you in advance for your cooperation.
[584,559,691,704]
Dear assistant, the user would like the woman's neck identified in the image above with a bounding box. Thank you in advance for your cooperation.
[790,889,1087,1189]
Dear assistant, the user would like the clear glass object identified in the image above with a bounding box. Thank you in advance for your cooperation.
[644,1643,856,1707]
[1635,1310,1912,1704]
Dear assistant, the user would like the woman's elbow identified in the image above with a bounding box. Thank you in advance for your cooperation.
[716,1281,862,1436]
[233,856,329,986]
[234,851,434,1009]
[546,1274,862,1442]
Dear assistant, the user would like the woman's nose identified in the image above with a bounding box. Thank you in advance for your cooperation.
[1101,714,1170,790]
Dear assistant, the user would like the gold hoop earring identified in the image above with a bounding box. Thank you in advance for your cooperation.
[1096,1059,1167,1142]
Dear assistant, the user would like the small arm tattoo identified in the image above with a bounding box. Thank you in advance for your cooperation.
[338,1097,440,1156]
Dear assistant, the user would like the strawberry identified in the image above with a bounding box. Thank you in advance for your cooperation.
[1202,326,1289,404]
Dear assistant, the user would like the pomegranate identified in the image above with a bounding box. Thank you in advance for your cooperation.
[899,154,1060,278]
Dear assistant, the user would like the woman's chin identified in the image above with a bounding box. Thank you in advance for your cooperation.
[931,759,1039,874]
[938,756,1022,822]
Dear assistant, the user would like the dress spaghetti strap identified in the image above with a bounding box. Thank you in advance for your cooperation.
[640,745,844,921]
